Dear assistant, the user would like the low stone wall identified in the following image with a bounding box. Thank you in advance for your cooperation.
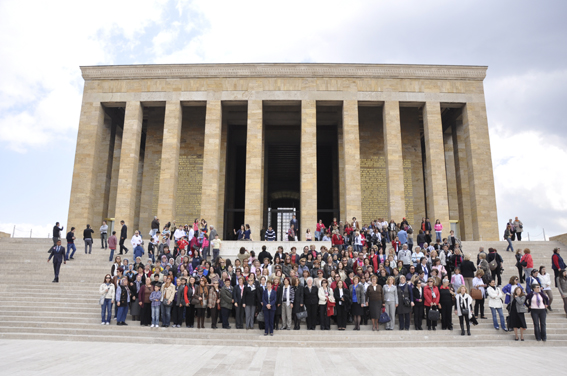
[0,232,10,239]
[550,233,567,246]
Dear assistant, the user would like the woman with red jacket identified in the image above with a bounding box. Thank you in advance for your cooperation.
[424,278,441,330]
[520,249,534,282]
[332,230,344,251]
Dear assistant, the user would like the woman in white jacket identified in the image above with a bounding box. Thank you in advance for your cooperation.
[539,266,553,311]
[455,286,474,336]
[318,279,332,330]
[486,279,508,331]
[99,274,115,325]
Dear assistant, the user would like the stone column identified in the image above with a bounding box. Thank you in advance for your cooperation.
[452,121,473,240]
[67,102,105,231]
[114,101,144,231]
[383,101,406,220]
[462,102,499,241]
[200,100,222,230]
[244,100,264,239]
[342,100,362,223]
[301,100,317,238]
[157,101,182,225]
[422,102,450,238]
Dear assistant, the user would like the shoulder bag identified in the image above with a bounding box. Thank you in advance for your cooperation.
[428,306,440,321]
[296,306,308,320]
[460,297,470,317]
[470,287,483,300]
[401,285,411,307]
[379,309,391,324]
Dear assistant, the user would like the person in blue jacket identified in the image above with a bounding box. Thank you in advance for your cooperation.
[47,240,66,282]
[262,280,277,336]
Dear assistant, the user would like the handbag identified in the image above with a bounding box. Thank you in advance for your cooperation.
[489,259,498,271]
[428,306,440,321]
[460,298,470,317]
[257,310,265,322]
[470,287,483,300]
[379,311,391,324]
[99,294,106,305]
[296,306,308,320]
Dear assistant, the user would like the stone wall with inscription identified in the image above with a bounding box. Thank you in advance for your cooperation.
[175,106,206,226]
[359,106,387,225]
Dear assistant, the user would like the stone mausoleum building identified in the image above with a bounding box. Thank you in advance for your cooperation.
[67,63,499,241]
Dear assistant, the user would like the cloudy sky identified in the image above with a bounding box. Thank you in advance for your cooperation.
[1,0,566,240]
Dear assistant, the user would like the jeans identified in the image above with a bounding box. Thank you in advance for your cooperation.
[101,299,112,323]
[355,245,362,253]
[66,244,76,260]
[101,233,107,249]
[161,303,172,326]
[151,305,160,326]
[117,304,128,322]
[109,248,115,262]
[530,308,547,340]
[506,238,514,252]
[213,249,219,261]
[398,313,410,330]
[490,307,506,329]
[85,239,93,254]
[245,305,256,329]
[436,231,442,242]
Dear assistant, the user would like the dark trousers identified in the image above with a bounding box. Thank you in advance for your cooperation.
[221,307,231,328]
[210,307,218,328]
[119,238,128,254]
[426,306,437,328]
[518,265,525,283]
[186,305,195,327]
[531,309,547,341]
[306,304,318,329]
[53,260,62,280]
[441,304,453,329]
[554,269,560,287]
[263,308,275,334]
[516,232,522,241]
[235,305,244,328]
[336,304,347,328]
[398,313,410,330]
[319,305,330,330]
[174,305,185,326]
[101,233,108,248]
[493,269,502,286]
[459,315,470,331]
[140,303,151,326]
[414,304,424,329]
[474,298,485,318]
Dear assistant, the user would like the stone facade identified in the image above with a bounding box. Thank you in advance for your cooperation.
[68,63,499,241]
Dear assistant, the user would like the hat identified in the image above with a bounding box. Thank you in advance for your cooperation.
[225,278,231,282]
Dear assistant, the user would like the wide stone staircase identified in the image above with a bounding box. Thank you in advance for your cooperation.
[0,238,565,347]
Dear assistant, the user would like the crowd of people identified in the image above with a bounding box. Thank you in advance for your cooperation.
[85,215,566,342]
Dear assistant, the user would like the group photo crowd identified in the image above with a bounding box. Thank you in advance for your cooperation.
[48,216,566,342]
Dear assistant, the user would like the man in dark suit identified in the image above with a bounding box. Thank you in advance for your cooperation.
[262,280,277,336]
[119,220,128,255]
[232,277,246,329]
[47,240,66,282]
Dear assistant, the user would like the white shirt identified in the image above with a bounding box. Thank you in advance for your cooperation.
[539,273,552,290]
[173,228,185,240]
[131,235,142,247]
[188,228,195,241]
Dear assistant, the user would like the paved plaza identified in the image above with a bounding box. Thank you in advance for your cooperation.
[1,339,563,375]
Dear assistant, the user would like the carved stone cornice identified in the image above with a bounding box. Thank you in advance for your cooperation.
[81,63,487,81]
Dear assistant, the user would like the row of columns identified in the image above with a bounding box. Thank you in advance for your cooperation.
[68,99,495,241]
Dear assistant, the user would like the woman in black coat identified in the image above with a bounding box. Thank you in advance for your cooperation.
[292,277,304,330]
[304,278,319,330]
[412,279,425,330]
[438,279,455,330]
[396,275,413,330]
[334,280,350,330]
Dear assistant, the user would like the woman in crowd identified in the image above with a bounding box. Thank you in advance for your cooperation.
[397,275,413,331]
[538,266,553,311]
[424,278,440,330]
[138,277,152,326]
[515,249,525,283]
[461,254,476,294]
[242,275,258,330]
[557,269,567,318]
[185,276,196,328]
[350,275,365,331]
[439,278,454,330]
[318,279,331,330]
[455,286,473,336]
[486,279,507,331]
[194,277,209,329]
[304,277,319,330]
[262,280,276,336]
[412,279,425,330]
[208,280,220,329]
[99,274,115,325]
[477,252,491,281]
[115,277,130,326]
[526,283,549,342]
[383,276,398,330]
[292,277,304,330]
[472,270,487,319]
[334,280,350,331]
[129,273,143,321]
[161,276,175,328]
[434,219,442,243]
[509,286,527,341]
[520,249,534,282]
[366,275,384,331]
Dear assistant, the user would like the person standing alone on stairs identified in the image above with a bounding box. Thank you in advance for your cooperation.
[47,240,66,282]
[119,220,128,255]
[84,224,94,254]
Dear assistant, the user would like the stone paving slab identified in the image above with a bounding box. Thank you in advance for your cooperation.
[0,339,563,376]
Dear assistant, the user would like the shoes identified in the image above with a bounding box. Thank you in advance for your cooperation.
[123,322,128,326]
[151,325,154,328]
[270,333,274,336]
[461,330,465,336]
[481,317,487,319]
[70,257,74,260]
[432,327,436,331]
[264,333,268,336]
[467,330,471,336]
[101,322,105,325]
[548,307,553,312]
[105,322,109,325]
[521,338,524,341]
[52,279,57,283]
[515,338,519,341]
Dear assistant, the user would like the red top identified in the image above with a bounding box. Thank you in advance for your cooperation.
[316,223,326,232]
[332,234,344,245]
[521,254,533,268]
[424,286,440,307]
